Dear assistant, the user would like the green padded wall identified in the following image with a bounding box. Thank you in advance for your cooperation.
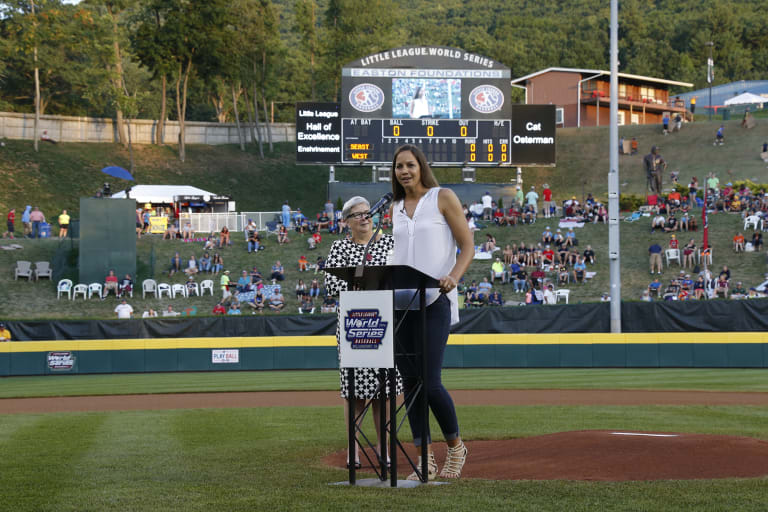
[78,198,136,285]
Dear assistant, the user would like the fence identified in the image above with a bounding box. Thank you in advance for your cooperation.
[182,211,283,234]
[0,112,295,145]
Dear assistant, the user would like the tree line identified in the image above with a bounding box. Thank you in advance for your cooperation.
[1,0,766,161]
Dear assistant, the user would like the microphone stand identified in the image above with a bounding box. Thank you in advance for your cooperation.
[355,203,390,280]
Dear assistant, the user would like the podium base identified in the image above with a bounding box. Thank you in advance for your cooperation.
[331,478,449,488]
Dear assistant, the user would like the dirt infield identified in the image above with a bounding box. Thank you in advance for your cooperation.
[325,431,768,481]
[3,389,768,481]
[3,388,768,414]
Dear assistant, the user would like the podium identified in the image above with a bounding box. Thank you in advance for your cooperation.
[325,264,439,487]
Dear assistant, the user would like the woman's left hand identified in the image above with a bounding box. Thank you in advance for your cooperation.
[439,275,457,294]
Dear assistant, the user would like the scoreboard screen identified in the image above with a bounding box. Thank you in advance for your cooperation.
[342,119,511,165]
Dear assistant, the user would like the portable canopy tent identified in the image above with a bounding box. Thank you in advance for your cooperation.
[723,92,766,106]
[111,185,234,212]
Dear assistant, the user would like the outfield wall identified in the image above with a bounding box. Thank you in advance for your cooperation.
[2,301,768,375]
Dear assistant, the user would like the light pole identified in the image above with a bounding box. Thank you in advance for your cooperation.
[705,41,714,121]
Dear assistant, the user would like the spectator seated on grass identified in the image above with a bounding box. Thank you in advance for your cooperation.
[227,302,242,315]
[217,226,231,247]
[663,215,678,232]
[492,206,506,226]
[314,256,325,275]
[477,276,493,297]
[733,232,745,253]
[103,269,119,298]
[298,255,309,272]
[648,278,662,297]
[247,290,265,313]
[142,308,158,318]
[320,294,337,313]
[298,296,315,314]
[505,205,521,225]
[572,257,587,283]
[641,290,652,302]
[199,252,212,273]
[465,290,485,308]
[277,224,290,244]
[247,229,260,253]
[184,255,199,276]
[542,245,555,265]
[163,305,180,317]
[521,204,536,224]
[487,290,503,306]
[752,232,763,251]
[681,273,694,293]
[583,245,595,264]
[513,266,528,293]
[268,288,285,312]
[564,228,576,248]
[541,227,553,244]
[270,260,285,283]
[490,257,507,284]
[203,236,217,251]
[295,279,307,299]
[249,266,263,288]
[693,276,707,299]
[169,252,184,277]
[729,282,746,300]
[212,301,226,315]
[181,222,195,241]
[237,271,252,293]
[557,265,570,285]
[650,214,666,233]
[163,222,178,240]
[316,212,331,231]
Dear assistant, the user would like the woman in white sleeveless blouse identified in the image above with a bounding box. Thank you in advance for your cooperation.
[390,144,474,480]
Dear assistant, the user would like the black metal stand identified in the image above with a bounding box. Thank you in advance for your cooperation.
[327,265,437,487]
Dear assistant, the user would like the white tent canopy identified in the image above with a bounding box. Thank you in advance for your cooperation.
[112,185,220,204]
[723,92,766,106]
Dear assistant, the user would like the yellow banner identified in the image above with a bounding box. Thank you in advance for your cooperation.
[149,216,167,234]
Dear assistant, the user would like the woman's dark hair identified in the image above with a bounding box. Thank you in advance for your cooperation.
[391,144,439,201]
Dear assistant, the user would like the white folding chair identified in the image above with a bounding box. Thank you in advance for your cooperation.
[157,283,172,298]
[142,279,158,298]
[665,248,681,266]
[200,279,214,296]
[744,215,762,231]
[72,283,88,300]
[171,283,188,298]
[555,289,570,304]
[88,283,103,299]
[57,279,73,299]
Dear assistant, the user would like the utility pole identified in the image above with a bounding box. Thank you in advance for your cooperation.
[608,0,621,333]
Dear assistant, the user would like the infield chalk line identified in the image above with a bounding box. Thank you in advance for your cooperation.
[610,432,679,437]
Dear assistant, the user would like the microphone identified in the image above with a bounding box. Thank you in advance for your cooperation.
[366,192,393,218]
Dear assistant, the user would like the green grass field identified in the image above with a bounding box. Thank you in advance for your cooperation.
[1,369,767,511]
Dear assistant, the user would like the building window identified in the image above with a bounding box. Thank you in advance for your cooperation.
[582,80,597,93]
[617,111,625,126]
[619,83,627,99]
[556,107,564,125]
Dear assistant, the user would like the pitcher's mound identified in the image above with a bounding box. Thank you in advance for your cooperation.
[325,430,768,481]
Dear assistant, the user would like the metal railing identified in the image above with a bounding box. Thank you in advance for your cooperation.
[180,211,285,233]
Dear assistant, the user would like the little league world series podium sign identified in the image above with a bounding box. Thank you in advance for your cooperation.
[339,290,394,369]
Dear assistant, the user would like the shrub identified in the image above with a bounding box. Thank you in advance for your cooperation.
[619,194,645,212]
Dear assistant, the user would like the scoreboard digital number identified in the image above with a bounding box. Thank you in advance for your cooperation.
[341,119,511,165]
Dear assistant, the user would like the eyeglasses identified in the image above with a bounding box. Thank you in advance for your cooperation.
[346,211,369,220]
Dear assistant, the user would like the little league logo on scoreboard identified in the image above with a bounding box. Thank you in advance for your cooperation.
[339,290,394,369]
[348,84,385,113]
[469,85,504,114]
[344,309,388,349]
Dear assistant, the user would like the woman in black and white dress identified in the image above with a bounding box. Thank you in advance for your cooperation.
[324,195,403,468]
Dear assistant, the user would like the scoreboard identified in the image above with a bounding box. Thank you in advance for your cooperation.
[342,119,511,165]
[295,47,556,167]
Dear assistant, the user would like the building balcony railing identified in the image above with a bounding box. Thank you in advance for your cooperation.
[581,91,688,112]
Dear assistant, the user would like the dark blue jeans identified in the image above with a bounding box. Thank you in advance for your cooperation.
[395,294,459,447]
[32,221,41,238]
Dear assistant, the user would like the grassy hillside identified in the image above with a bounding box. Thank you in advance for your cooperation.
[1,118,768,320]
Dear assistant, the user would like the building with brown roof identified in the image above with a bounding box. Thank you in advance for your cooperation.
[511,67,693,128]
